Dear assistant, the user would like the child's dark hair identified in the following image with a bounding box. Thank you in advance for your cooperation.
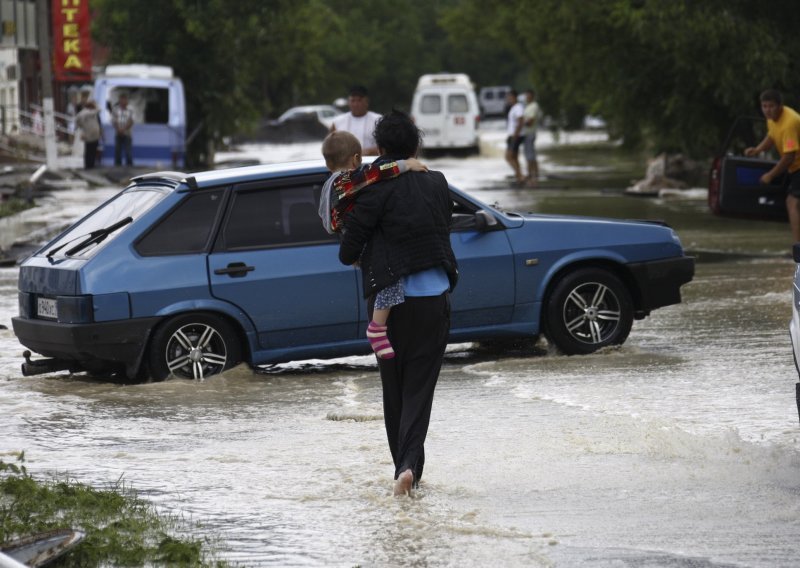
[322,131,361,169]
[374,109,423,157]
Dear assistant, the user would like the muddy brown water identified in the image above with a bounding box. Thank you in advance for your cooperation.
[1,133,798,566]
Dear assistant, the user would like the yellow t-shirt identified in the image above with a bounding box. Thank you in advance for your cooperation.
[767,105,800,173]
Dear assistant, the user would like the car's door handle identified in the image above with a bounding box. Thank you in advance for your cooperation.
[214,262,254,277]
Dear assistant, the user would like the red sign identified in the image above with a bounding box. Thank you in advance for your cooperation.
[52,0,92,81]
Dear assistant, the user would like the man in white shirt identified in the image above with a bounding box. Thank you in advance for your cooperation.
[504,89,525,184]
[111,93,134,166]
[522,88,542,187]
[330,85,381,155]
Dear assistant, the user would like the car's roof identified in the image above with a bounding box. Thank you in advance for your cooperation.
[132,160,331,190]
[281,105,340,115]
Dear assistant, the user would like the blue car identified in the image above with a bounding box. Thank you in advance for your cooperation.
[12,161,694,380]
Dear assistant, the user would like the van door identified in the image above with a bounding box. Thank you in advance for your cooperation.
[414,92,445,147]
[442,89,477,149]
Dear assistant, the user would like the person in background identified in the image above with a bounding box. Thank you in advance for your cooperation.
[504,89,525,185]
[111,93,134,166]
[338,110,458,497]
[330,85,382,156]
[74,100,102,169]
[745,89,800,241]
[522,88,541,188]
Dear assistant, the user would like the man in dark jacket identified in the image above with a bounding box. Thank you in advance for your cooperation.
[339,110,458,496]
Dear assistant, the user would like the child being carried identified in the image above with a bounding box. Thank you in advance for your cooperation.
[319,130,428,359]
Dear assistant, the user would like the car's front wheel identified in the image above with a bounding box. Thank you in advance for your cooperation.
[545,267,634,355]
[148,313,242,380]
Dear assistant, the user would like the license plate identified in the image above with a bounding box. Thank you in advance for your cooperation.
[37,297,58,320]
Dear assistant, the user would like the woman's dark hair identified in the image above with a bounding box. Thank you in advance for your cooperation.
[373,109,423,157]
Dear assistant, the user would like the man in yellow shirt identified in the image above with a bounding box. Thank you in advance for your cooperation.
[745,89,800,241]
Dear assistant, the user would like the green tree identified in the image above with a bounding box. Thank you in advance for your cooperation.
[441,0,800,158]
[92,0,334,166]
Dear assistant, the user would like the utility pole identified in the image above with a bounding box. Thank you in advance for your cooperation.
[36,0,58,170]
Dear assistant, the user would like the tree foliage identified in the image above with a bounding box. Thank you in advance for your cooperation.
[91,0,800,163]
[441,0,800,157]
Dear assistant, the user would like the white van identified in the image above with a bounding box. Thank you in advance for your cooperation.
[478,85,511,117]
[411,73,480,153]
[93,64,186,168]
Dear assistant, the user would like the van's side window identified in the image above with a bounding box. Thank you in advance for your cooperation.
[420,94,442,114]
[136,190,225,256]
[221,185,335,250]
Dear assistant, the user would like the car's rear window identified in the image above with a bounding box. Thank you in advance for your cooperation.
[136,189,225,255]
[41,187,167,259]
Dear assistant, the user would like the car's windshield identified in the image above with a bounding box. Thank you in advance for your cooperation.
[41,187,166,259]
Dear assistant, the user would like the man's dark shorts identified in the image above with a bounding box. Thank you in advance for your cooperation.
[506,135,524,153]
[785,170,800,197]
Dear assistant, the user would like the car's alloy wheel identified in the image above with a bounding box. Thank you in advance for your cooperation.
[545,268,633,355]
[149,314,241,380]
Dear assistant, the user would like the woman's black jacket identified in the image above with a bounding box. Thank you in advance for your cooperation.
[338,159,458,298]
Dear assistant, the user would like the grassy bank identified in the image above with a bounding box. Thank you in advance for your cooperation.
[0,453,231,567]
[0,197,33,219]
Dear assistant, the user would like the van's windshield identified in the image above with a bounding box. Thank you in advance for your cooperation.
[41,187,167,259]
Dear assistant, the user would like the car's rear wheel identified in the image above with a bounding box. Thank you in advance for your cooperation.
[545,267,633,355]
[148,313,242,380]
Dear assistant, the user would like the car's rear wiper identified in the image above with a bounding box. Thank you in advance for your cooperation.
[46,216,133,259]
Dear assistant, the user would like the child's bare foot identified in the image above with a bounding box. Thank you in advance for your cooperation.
[394,469,414,496]
[367,321,395,359]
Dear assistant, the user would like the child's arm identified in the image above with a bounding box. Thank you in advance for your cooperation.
[318,176,337,234]
[332,160,428,201]
[329,160,429,232]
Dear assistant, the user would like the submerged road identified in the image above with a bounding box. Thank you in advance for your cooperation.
[0,128,798,566]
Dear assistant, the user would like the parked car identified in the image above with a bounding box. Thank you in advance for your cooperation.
[478,85,511,117]
[708,116,788,221]
[272,105,342,129]
[789,243,800,423]
[13,161,694,381]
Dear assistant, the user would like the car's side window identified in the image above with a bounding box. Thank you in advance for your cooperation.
[219,181,336,250]
[450,195,478,232]
[449,193,504,233]
[135,189,225,256]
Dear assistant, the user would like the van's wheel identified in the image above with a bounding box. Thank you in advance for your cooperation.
[545,268,633,355]
[148,313,241,380]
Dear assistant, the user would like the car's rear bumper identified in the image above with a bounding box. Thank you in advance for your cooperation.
[11,316,160,376]
[627,256,695,313]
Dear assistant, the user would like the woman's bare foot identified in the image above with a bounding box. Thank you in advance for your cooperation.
[393,469,414,496]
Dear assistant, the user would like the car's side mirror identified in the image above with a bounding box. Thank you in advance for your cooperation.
[474,209,498,231]
[793,242,800,263]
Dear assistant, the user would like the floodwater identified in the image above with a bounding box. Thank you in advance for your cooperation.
[1,124,799,567]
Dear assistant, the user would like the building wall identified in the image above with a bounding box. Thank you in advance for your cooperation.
[0,0,36,134]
